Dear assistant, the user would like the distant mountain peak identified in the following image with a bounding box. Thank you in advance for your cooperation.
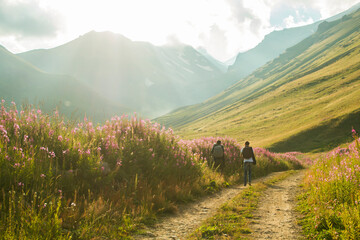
[79,30,132,42]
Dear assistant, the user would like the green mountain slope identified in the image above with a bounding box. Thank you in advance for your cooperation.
[227,2,360,82]
[0,45,131,122]
[18,31,226,118]
[156,9,360,153]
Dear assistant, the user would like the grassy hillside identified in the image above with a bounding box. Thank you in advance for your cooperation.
[227,2,360,81]
[156,9,360,153]
[0,45,131,122]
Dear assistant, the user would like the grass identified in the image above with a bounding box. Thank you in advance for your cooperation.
[187,170,297,239]
[297,129,360,239]
[156,10,360,153]
[0,101,308,239]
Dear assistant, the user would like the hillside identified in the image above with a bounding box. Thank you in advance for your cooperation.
[18,31,227,118]
[227,2,360,81]
[156,9,360,153]
[0,45,131,121]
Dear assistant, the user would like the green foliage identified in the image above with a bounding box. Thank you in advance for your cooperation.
[298,129,360,239]
[0,102,307,238]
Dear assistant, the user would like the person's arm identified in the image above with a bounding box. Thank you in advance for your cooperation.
[251,147,256,161]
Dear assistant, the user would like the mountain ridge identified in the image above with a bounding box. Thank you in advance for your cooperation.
[18,31,229,118]
[0,44,132,122]
[227,2,360,82]
[156,8,360,152]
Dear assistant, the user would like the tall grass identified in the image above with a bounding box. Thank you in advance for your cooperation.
[0,100,306,239]
[299,128,360,239]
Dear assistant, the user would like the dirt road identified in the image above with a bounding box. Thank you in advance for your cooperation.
[134,171,304,239]
[249,171,304,240]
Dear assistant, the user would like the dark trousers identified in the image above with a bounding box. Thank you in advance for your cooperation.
[214,157,224,171]
[244,162,252,185]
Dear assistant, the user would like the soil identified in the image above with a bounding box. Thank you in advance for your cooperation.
[134,171,305,240]
[249,171,305,240]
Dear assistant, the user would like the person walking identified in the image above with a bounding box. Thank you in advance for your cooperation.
[241,141,256,186]
[211,140,225,172]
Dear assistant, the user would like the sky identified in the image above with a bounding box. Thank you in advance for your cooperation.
[0,0,359,62]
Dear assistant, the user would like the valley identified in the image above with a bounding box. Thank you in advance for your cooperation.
[157,9,360,152]
[1,2,360,239]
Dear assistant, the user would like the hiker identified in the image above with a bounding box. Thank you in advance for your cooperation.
[211,140,225,171]
[241,141,256,186]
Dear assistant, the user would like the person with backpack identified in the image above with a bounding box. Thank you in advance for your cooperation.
[211,140,225,172]
[241,141,256,186]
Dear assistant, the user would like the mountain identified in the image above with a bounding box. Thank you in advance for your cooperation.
[227,2,360,81]
[18,31,226,118]
[196,47,228,72]
[156,9,360,153]
[0,45,131,122]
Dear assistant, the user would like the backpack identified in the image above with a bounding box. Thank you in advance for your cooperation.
[242,147,253,159]
[213,145,224,158]
[243,147,256,165]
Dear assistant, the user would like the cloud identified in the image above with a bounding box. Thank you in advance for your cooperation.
[199,24,229,61]
[0,0,61,38]
[226,0,265,35]
[283,14,314,28]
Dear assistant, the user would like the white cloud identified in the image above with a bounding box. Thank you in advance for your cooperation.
[0,0,359,61]
[283,10,315,28]
[0,0,61,38]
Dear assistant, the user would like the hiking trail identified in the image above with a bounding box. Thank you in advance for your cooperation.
[134,171,305,240]
[249,170,304,240]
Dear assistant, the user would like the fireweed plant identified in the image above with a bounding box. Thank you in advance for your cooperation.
[0,101,305,239]
[299,128,360,239]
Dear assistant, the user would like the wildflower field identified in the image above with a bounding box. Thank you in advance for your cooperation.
[299,129,360,239]
[0,101,305,239]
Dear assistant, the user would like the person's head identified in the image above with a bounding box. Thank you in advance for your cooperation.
[217,140,221,145]
[245,141,250,146]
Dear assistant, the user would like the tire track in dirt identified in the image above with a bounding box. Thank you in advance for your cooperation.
[133,171,290,240]
[249,170,305,240]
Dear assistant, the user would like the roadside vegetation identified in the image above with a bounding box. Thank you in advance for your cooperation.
[0,101,306,239]
[298,128,360,239]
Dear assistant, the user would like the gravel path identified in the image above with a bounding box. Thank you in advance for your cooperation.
[249,171,305,240]
[133,171,291,240]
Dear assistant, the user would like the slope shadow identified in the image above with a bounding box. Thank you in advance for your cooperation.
[269,110,360,153]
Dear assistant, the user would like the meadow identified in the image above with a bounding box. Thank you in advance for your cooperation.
[0,100,305,239]
[298,129,360,239]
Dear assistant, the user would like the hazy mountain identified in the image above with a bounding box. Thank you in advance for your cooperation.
[227,2,360,81]
[18,31,226,118]
[196,47,228,72]
[0,45,131,122]
[156,9,360,153]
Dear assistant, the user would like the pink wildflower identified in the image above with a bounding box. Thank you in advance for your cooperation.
[58,135,63,141]
[49,130,54,137]
[40,174,46,178]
